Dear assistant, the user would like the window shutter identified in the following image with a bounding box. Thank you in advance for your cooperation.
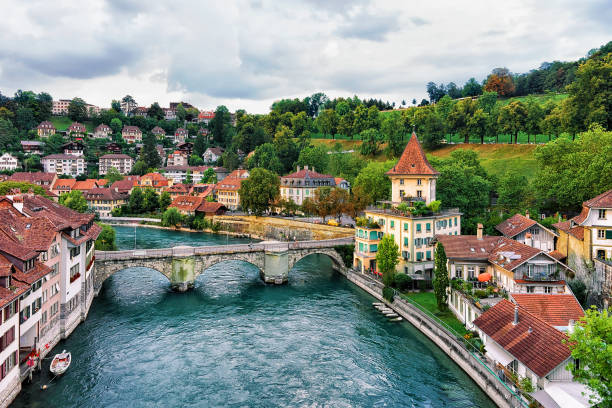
[606,230,612,239]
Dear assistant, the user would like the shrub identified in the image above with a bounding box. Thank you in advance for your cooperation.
[393,273,412,291]
[333,245,354,267]
[211,222,222,233]
[462,282,473,295]
[474,289,487,299]
[382,287,395,302]
[519,376,534,393]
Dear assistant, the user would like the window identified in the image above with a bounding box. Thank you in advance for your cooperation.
[467,267,475,279]
[404,223,408,231]
[417,190,422,198]
[390,220,394,228]
[416,224,421,232]
[399,179,404,185]
[454,217,457,227]
[426,223,431,232]
[426,251,432,260]
[50,302,59,317]
[526,286,535,293]
[369,244,378,253]
[399,190,405,197]
[545,286,553,294]
[40,311,48,326]
[70,264,80,281]
[416,252,423,261]
[417,179,422,186]
[606,230,612,239]
[599,209,606,219]
[70,246,81,259]
[456,266,463,279]
[598,229,605,239]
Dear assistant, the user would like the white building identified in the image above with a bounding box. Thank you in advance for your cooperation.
[280,166,336,206]
[0,153,18,171]
[94,124,112,139]
[203,147,224,164]
[496,212,557,251]
[98,154,134,175]
[42,154,86,176]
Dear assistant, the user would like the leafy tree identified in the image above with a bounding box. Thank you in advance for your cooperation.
[381,113,405,157]
[104,167,124,183]
[311,186,334,221]
[426,82,446,103]
[238,168,279,216]
[498,101,528,144]
[162,207,183,227]
[185,170,193,184]
[147,102,165,120]
[95,223,117,251]
[290,111,310,140]
[327,153,366,186]
[353,161,393,203]
[497,170,531,212]
[128,188,144,213]
[433,243,449,310]
[462,78,482,97]
[0,119,20,151]
[0,107,14,121]
[337,110,355,139]
[296,145,329,173]
[467,108,490,144]
[247,143,283,174]
[533,125,612,213]
[566,307,612,406]
[0,181,47,196]
[343,185,372,218]
[159,191,172,212]
[130,160,148,176]
[199,168,217,184]
[15,107,35,131]
[140,133,162,169]
[110,118,122,134]
[142,188,159,213]
[484,68,515,96]
[111,100,121,112]
[68,98,88,122]
[221,150,240,171]
[477,91,498,114]
[413,108,445,149]
[448,99,477,143]
[59,190,88,213]
[359,128,381,156]
[329,187,350,220]
[24,155,41,171]
[273,125,299,173]
[446,82,462,99]
[316,109,338,137]
[211,105,230,146]
[376,235,399,287]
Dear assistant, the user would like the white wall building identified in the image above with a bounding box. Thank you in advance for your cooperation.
[0,154,18,171]
[42,154,86,177]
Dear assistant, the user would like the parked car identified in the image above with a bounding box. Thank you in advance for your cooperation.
[327,219,339,226]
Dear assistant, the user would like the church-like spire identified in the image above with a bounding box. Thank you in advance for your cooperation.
[386,132,439,176]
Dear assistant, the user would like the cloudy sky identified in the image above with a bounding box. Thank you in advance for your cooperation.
[1,0,610,113]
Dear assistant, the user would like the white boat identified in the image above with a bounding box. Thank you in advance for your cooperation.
[50,350,71,375]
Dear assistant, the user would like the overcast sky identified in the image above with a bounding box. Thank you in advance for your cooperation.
[0,0,610,113]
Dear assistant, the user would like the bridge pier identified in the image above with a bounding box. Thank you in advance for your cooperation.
[261,250,289,285]
[169,257,197,292]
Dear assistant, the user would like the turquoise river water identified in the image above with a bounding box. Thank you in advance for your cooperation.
[13,226,494,407]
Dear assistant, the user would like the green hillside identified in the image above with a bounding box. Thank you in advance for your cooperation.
[51,116,94,132]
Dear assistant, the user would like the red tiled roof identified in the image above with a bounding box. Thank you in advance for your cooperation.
[111,177,138,193]
[572,206,590,225]
[18,194,94,230]
[514,279,565,285]
[13,262,52,285]
[0,283,27,308]
[52,178,77,190]
[170,196,204,212]
[548,250,565,261]
[282,168,332,180]
[0,207,58,252]
[196,201,227,214]
[583,189,612,209]
[553,221,585,241]
[166,184,192,193]
[386,132,439,176]
[122,125,141,133]
[84,188,126,201]
[435,235,501,260]
[488,237,542,271]
[95,124,111,131]
[495,214,537,237]
[510,294,584,327]
[151,126,165,134]
[9,172,56,184]
[67,122,86,131]
[73,180,99,191]
[37,121,55,129]
[473,299,571,377]
[215,177,243,191]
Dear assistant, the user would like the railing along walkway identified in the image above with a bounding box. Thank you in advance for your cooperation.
[96,237,354,261]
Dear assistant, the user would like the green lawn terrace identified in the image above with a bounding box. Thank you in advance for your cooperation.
[50,116,95,133]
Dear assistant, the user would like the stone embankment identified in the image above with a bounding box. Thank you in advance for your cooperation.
[344,270,526,408]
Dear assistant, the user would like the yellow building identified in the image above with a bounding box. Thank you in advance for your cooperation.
[84,188,127,218]
[354,132,461,280]
[214,169,249,210]
[553,189,612,266]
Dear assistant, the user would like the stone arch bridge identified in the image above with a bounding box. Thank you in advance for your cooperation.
[94,238,354,293]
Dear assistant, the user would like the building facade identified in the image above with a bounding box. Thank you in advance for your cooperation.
[280,166,335,206]
[93,124,112,139]
[84,188,127,217]
[214,169,249,210]
[42,154,86,177]
[36,121,56,138]
[0,154,18,171]
[98,154,134,175]
[122,126,142,144]
[496,212,557,251]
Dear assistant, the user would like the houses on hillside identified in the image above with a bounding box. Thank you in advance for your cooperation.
[0,153,18,171]
[214,169,249,210]
[495,212,557,251]
[93,124,112,139]
[41,154,86,177]
[203,147,224,164]
[279,166,344,206]
[122,126,142,144]
[36,121,56,138]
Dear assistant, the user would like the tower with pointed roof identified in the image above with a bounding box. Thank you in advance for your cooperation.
[386,132,439,205]
[354,132,462,280]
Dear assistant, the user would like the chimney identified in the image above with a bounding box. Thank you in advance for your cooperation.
[513,306,519,325]
[477,223,483,240]
[525,232,532,247]
[568,319,575,334]
[114,188,118,192]
[304,165,309,170]
[296,166,300,172]
[525,210,530,219]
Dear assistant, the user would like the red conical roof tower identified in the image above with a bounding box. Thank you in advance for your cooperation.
[386,132,439,176]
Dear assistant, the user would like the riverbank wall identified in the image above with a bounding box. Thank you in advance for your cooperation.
[211,216,354,241]
[343,269,525,408]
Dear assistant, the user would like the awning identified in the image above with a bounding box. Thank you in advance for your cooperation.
[532,383,593,408]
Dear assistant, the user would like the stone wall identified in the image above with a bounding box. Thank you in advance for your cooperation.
[0,374,20,408]
[212,216,354,241]
[345,270,524,408]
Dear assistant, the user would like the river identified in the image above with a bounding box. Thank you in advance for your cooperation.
[13,226,494,407]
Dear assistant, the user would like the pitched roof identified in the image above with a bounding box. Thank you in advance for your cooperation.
[206,147,224,156]
[17,194,94,230]
[196,201,227,214]
[110,177,138,193]
[572,206,590,225]
[42,154,83,160]
[13,262,52,285]
[215,177,243,191]
[552,221,585,241]
[9,172,56,184]
[95,123,111,131]
[583,189,612,209]
[84,188,126,201]
[386,132,439,176]
[473,299,571,377]
[435,235,501,260]
[495,214,537,237]
[548,250,566,261]
[282,168,333,180]
[100,154,132,160]
[488,237,542,271]
[67,122,86,131]
[166,183,192,193]
[170,195,205,212]
[510,294,584,328]
[37,121,55,129]
[151,126,165,134]
[0,206,58,253]
[52,178,77,190]
[122,125,141,132]
[73,180,99,191]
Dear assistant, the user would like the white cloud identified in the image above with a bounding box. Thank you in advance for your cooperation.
[0,0,609,113]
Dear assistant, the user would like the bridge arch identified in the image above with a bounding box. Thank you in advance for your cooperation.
[287,249,346,273]
[193,252,266,280]
[94,258,173,292]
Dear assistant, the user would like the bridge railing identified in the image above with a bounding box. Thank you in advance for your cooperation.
[96,237,355,260]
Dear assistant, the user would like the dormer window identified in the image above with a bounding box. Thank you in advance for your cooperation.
[599,209,606,219]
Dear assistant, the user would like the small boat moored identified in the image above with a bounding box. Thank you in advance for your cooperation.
[50,350,71,375]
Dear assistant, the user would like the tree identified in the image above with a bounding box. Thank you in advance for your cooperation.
[433,243,449,310]
[0,119,20,152]
[110,118,122,134]
[15,107,35,131]
[477,91,497,114]
[211,105,230,146]
[566,307,612,406]
[381,113,405,157]
[426,82,446,103]
[68,98,88,122]
[59,190,88,213]
[128,188,144,213]
[162,207,183,227]
[147,102,165,120]
[296,145,329,173]
[316,108,338,137]
[376,235,399,287]
[353,161,393,203]
[467,108,490,144]
[498,101,528,144]
[111,100,121,112]
[95,223,117,251]
[448,99,477,143]
[238,168,279,216]
[533,125,612,213]
[337,110,355,139]
[312,186,334,221]
[0,181,47,196]
[462,78,482,97]
[359,128,381,156]
[246,143,283,174]
[329,187,349,220]
[565,52,612,131]
[199,168,217,184]
[104,167,124,183]
[143,188,159,213]
[131,160,148,176]
[343,185,372,219]
[24,155,41,171]
[159,191,172,212]
[497,170,531,212]
[484,68,515,96]
[221,150,240,171]
[185,170,193,184]
[273,125,299,173]
[140,133,162,169]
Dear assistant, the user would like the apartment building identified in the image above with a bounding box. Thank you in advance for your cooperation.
[42,154,86,177]
[98,154,134,175]
[214,169,249,210]
[84,188,127,217]
[280,166,336,206]
[0,154,18,171]
[66,122,86,137]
